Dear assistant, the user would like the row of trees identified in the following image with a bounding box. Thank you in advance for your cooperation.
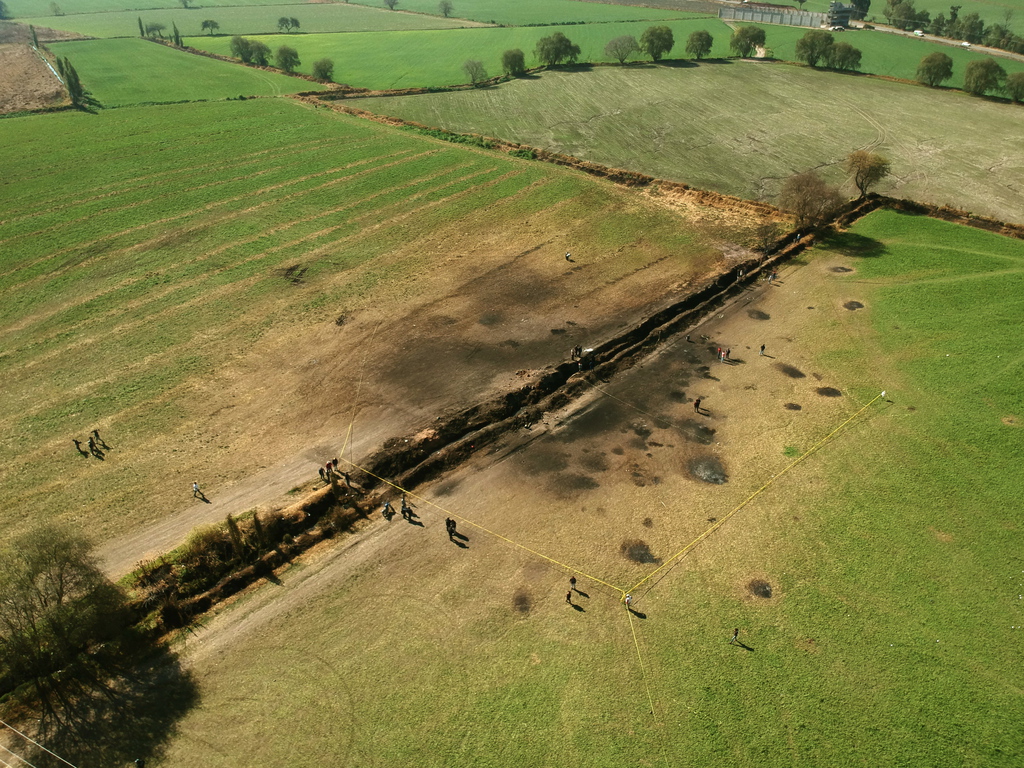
[794,30,863,70]
[139,17,299,37]
[884,1,1024,55]
[917,51,1024,98]
[777,151,890,230]
[228,36,335,80]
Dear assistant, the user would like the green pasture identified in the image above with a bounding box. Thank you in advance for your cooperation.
[355,63,1024,224]
[156,210,1024,767]
[341,0,693,25]
[24,3,477,40]
[184,18,731,89]
[762,24,1024,82]
[47,38,323,105]
[4,0,324,17]
[0,96,724,542]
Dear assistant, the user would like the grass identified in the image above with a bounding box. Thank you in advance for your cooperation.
[184,18,730,90]
[153,210,1024,767]
[341,0,694,25]
[0,96,733,545]
[352,63,1024,224]
[24,3,479,40]
[47,38,324,105]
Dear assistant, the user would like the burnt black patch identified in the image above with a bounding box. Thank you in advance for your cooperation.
[748,579,772,598]
[498,339,520,348]
[631,422,653,440]
[843,301,864,311]
[747,309,770,320]
[784,403,802,411]
[559,401,627,442]
[556,473,600,491]
[512,589,531,614]
[678,419,716,445]
[689,456,728,484]
[281,264,307,284]
[334,314,347,327]
[620,539,661,564]
[550,328,567,335]
[776,363,806,379]
[610,446,625,455]
[667,390,688,402]
[433,479,461,497]
[642,517,654,528]
[830,266,853,273]
[578,452,609,472]
[816,387,842,397]
[478,311,503,326]
[519,446,570,474]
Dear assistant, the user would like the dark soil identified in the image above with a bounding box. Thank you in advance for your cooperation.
[512,588,531,614]
[747,309,770,320]
[677,419,716,445]
[748,579,772,598]
[688,456,728,484]
[784,403,802,410]
[830,266,853,273]
[642,517,654,528]
[578,452,609,472]
[620,539,660,564]
[776,363,806,379]
[843,301,864,311]
[816,387,842,397]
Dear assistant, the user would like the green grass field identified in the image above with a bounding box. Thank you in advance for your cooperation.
[24,3,479,40]
[351,64,1024,224]
[184,18,730,89]
[152,210,1024,767]
[47,38,323,105]
[0,96,732,545]
[342,0,693,24]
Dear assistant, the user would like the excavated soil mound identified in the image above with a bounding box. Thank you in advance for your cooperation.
[689,456,728,484]
[748,579,772,598]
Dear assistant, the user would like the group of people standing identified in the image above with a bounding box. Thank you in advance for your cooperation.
[73,429,107,459]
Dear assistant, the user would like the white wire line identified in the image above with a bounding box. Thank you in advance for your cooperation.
[0,720,75,768]
[0,742,38,768]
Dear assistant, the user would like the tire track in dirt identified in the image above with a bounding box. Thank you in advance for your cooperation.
[0,137,342,227]
[0,148,431,310]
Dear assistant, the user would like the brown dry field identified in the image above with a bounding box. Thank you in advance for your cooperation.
[0,43,66,113]
[154,243,888,767]
[93,182,759,576]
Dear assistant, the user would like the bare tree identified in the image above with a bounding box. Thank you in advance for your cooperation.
[384,0,398,9]
[778,171,844,229]
[604,35,639,64]
[439,0,453,17]
[463,59,487,85]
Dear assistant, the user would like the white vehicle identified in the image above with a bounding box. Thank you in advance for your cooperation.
[830,25,845,31]
[961,41,971,48]
[914,29,925,36]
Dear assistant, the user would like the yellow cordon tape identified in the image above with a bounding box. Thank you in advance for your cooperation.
[337,457,626,596]
[625,391,884,596]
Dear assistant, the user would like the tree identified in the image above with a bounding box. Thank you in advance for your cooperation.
[312,58,334,82]
[138,16,145,37]
[928,12,947,35]
[851,0,870,20]
[1006,71,1024,102]
[30,24,38,48]
[278,16,300,32]
[463,59,487,85]
[0,1,10,19]
[963,57,1006,95]
[827,41,862,70]
[639,25,674,62]
[230,36,253,62]
[50,1,63,15]
[276,45,300,73]
[535,32,581,66]
[753,219,782,255]
[501,48,526,76]
[795,30,834,67]
[250,40,271,65]
[145,22,166,38]
[201,19,220,35]
[604,35,639,64]
[172,21,182,47]
[778,170,844,229]
[180,0,193,7]
[845,150,890,197]
[0,526,129,725]
[384,0,398,8]
[730,26,765,58]
[685,30,713,60]
[915,51,953,86]
[439,0,453,17]
[57,56,87,107]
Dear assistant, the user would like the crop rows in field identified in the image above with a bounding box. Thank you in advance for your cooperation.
[47,38,323,105]
[354,64,1024,225]
[25,2,478,40]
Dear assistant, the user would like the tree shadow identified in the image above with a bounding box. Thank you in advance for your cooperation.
[26,643,199,768]
[820,231,886,258]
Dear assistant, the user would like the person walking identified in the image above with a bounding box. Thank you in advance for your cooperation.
[566,590,573,605]
[87,436,97,455]
[565,252,572,262]
[693,397,702,413]
[192,481,201,498]
[318,467,326,482]
[729,628,739,645]
[759,344,766,356]
[381,500,393,520]
[716,347,722,360]
[401,496,412,520]
[569,576,577,592]
[725,348,731,361]
[624,593,633,609]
